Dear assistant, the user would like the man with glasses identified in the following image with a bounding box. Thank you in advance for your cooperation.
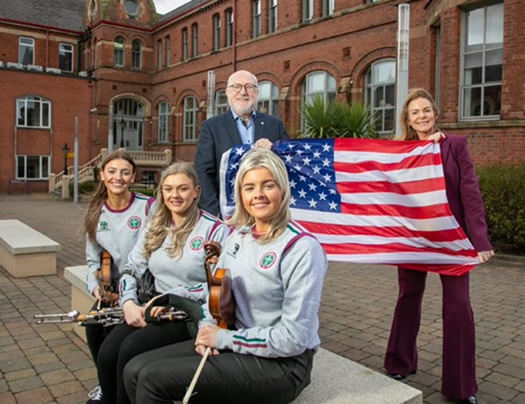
[195,70,288,217]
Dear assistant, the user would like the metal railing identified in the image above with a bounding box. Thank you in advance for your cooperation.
[48,149,172,196]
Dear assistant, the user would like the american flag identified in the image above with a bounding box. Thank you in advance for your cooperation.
[219,138,479,276]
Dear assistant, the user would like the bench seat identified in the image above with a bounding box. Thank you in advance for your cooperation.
[0,219,60,277]
[65,265,423,403]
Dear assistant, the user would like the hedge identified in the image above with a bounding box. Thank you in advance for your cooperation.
[477,164,525,253]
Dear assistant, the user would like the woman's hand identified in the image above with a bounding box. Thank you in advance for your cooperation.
[478,250,495,264]
[195,325,221,356]
[427,132,446,143]
[92,286,102,300]
[149,306,169,318]
[123,300,147,328]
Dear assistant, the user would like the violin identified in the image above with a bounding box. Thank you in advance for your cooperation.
[204,242,235,328]
[182,242,235,403]
[95,251,119,307]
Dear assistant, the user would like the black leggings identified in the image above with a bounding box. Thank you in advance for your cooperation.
[85,302,116,363]
[124,340,314,404]
[96,320,191,404]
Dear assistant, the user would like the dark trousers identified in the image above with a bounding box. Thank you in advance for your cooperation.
[124,340,314,404]
[85,302,116,363]
[384,268,477,400]
[96,320,191,404]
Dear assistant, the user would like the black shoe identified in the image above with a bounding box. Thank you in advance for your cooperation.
[462,396,477,404]
[387,370,416,381]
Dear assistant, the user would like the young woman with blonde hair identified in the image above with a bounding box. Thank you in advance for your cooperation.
[124,149,327,404]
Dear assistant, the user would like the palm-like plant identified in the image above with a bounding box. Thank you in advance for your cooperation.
[299,96,378,139]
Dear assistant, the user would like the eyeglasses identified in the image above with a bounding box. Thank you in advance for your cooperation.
[227,83,258,93]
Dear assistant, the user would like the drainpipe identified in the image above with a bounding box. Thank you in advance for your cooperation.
[45,29,49,68]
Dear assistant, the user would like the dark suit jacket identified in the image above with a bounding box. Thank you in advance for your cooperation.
[441,135,492,252]
[194,110,288,217]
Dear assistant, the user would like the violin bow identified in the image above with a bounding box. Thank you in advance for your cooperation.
[182,242,226,404]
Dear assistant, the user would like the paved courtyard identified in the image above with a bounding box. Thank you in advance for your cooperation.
[0,193,524,403]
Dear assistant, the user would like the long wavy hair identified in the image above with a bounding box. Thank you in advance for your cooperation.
[84,150,136,243]
[398,87,440,141]
[229,149,291,243]
[143,162,201,259]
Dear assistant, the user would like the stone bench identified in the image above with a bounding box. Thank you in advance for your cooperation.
[292,349,422,403]
[0,219,60,277]
[65,265,95,342]
[65,265,423,403]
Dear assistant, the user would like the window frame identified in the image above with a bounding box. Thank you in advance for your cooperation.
[364,59,396,135]
[322,0,335,17]
[59,43,74,72]
[132,39,142,69]
[158,102,170,144]
[459,2,503,121]
[183,96,198,142]
[303,0,313,22]
[114,36,125,67]
[16,155,50,180]
[257,81,280,116]
[18,36,35,65]
[213,14,221,51]
[157,39,163,69]
[302,71,337,128]
[165,35,171,66]
[192,24,199,58]
[182,28,188,61]
[16,96,52,129]
[253,0,262,38]
[215,90,228,115]
[269,0,278,33]
[226,9,233,47]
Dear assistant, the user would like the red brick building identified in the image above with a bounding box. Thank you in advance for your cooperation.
[0,0,523,193]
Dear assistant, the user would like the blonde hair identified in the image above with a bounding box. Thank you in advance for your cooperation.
[229,149,290,243]
[399,87,439,141]
[84,150,136,242]
[143,162,201,259]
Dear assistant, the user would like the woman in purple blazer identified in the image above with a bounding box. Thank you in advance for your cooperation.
[384,88,494,404]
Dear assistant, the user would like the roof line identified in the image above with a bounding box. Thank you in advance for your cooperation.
[0,17,83,35]
[153,1,209,32]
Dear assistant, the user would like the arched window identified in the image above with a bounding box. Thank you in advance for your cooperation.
[258,81,279,116]
[17,95,51,128]
[215,90,228,115]
[114,36,125,67]
[303,70,336,105]
[365,59,395,134]
[132,39,141,69]
[113,98,144,150]
[183,96,198,141]
[158,102,170,143]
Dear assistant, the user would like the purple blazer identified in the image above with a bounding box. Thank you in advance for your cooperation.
[440,135,492,252]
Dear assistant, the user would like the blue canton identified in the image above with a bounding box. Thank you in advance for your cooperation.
[225,140,341,213]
